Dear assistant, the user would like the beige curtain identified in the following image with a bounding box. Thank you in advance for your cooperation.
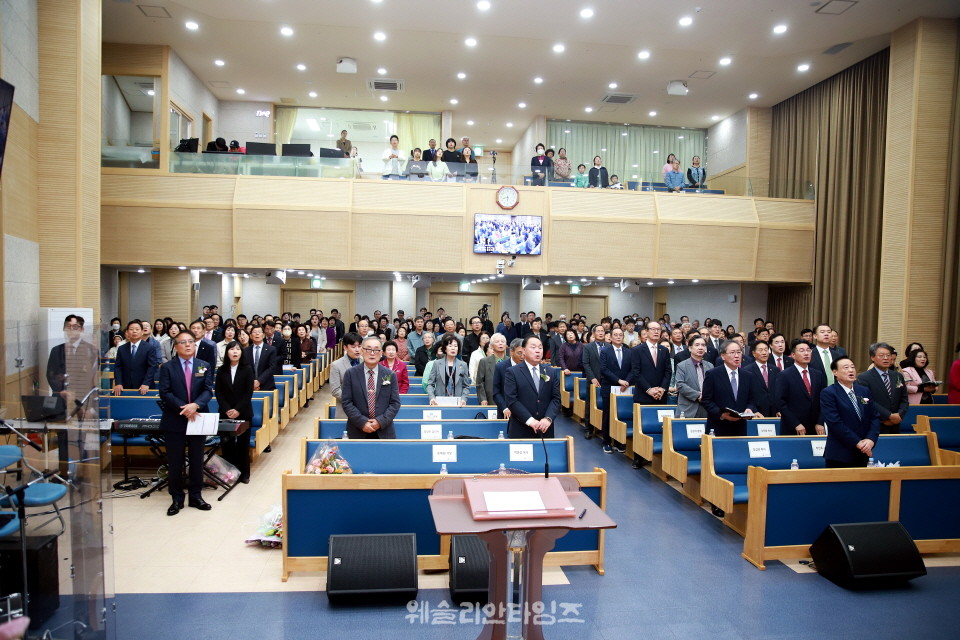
[275,107,298,145]
[397,113,440,155]
[769,50,889,365]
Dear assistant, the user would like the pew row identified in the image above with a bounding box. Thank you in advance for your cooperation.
[901,404,960,432]
[915,415,960,464]
[315,418,509,440]
[741,464,960,570]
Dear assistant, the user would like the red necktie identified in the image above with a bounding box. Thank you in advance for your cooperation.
[776,356,783,371]
[801,369,811,394]
[761,364,768,387]
[367,369,376,419]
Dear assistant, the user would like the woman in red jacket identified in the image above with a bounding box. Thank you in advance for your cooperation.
[381,340,410,394]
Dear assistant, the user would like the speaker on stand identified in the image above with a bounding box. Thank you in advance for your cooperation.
[449,535,490,605]
[809,522,926,589]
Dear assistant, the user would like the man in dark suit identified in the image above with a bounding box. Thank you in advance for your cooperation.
[807,323,841,386]
[775,339,826,435]
[158,331,215,515]
[741,340,780,417]
[476,333,507,407]
[701,339,765,437]
[493,338,524,419]
[856,342,909,434]
[341,337,401,438]
[768,333,794,373]
[187,319,218,368]
[47,314,100,406]
[112,320,159,395]
[598,327,634,453]
[630,321,671,405]
[704,319,725,366]
[503,335,561,438]
[821,356,881,467]
[244,326,278,391]
[579,325,606,438]
[330,309,346,344]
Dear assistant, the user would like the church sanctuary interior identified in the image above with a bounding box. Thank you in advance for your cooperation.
[1,0,960,638]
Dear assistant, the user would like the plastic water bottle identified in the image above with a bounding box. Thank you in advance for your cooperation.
[342,430,348,439]
[709,429,715,437]
[498,431,505,439]
[679,411,685,419]
[867,458,875,467]
[790,459,799,470]
[447,430,454,440]
[499,463,506,472]
[439,463,448,475]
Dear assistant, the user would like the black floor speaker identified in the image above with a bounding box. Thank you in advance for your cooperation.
[809,522,926,589]
[0,535,60,628]
[449,535,490,605]
[326,534,418,604]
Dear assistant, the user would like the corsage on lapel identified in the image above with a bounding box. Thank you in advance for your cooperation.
[539,372,550,383]
[196,365,208,377]
[381,374,392,386]
[859,396,871,405]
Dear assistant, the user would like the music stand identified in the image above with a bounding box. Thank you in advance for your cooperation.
[429,476,615,640]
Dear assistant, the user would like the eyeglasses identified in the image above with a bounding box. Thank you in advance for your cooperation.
[362,347,382,354]
[175,339,196,345]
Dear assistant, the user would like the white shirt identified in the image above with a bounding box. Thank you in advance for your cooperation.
[230,363,238,383]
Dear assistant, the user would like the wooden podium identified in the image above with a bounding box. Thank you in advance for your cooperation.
[429,476,616,640]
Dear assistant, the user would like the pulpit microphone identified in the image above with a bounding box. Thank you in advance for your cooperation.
[540,429,549,479]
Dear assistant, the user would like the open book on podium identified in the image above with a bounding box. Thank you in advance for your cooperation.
[464,476,576,520]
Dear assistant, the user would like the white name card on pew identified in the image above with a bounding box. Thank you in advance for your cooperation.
[685,424,705,439]
[434,396,460,407]
[509,444,534,462]
[755,423,777,437]
[423,410,442,420]
[488,409,498,420]
[811,440,826,457]
[657,409,675,423]
[748,441,771,458]
[432,444,457,463]
[420,424,442,440]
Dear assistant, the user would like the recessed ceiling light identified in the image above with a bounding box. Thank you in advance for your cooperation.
[678,16,693,26]
[371,0,382,3]
[137,268,145,273]
[497,273,504,278]
[566,280,573,284]
[564,129,571,133]
[296,63,307,71]
[677,136,684,139]
[533,76,543,84]
[584,106,593,113]
[185,21,199,31]
[518,102,526,108]
[236,88,245,95]
[597,276,604,280]
[467,120,474,125]
[146,89,155,96]
[711,115,721,121]
[667,280,675,285]
[465,37,477,47]
[506,122,513,127]
[553,43,565,53]
[638,49,651,59]
[495,138,502,143]
[797,63,810,72]
[216,272,224,276]
[719,57,732,66]
[621,132,628,136]
[477,0,491,10]
[649,110,657,116]
[377,67,387,75]
[178,266,186,270]
[580,278,587,282]
[449,98,459,105]
[308,91,317,98]
[601,148,606,152]
[280,26,293,37]
[647,281,654,286]
[380,95,389,102]
[580,8,594,18]
[748,92,758,100]
[692,279,699,283]
[457,72,466,79]
[773,24,788,35]
[608,82,618,89]
[373,31,386,41]
[214,59,225,66]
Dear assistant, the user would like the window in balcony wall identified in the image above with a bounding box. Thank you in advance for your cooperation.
[169,102,193,151]
[101,75,159,168]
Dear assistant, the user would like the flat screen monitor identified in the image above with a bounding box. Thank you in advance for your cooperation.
[245,141,277,156]
[282,143,312,157]
[473,214,542,256]
[316,147,346,158]
[0,78,15,178]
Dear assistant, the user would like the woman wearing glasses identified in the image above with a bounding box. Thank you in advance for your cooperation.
[427,334,471,406]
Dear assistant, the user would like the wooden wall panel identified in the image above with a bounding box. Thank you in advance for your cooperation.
[101,174,236,207]
[754,199,816,227]
[0,106,39,242]
[756,229,815,281]
[101,206,233,266]
[747,107,773,198]
[234,178,352,210]
[234,208,350,268]
[352,180,464,212]
[657,224,757,280]
[102,43,164,76]
[350,212,463,272]
[709,164,748,197]
[657,193,756,225]
[550,189,657,221]
[151,268,191,321]
[550,220,656,276]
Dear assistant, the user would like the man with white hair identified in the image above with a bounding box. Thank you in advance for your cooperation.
[475,333,507,406]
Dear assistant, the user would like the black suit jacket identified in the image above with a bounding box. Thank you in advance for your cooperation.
[856,368,909,431]
[740,361,780,417]
[504,362,561,438]
[158,357,215,432]
[196,340,217,372]
[774,365,826,434]
[769,353,794,373]
[588,166,609,188]
[630,343,671,404]
[215,364,255,420]
[821,382,881,463]
[341,364,402,438]
[599,345,634,388]
[244,343,278,391]
[808,345,841,381]
[46,340,100,395]
[114,340,159,389]
[701,365,763,436]
[492,357,517,417]
[581,341,605,384]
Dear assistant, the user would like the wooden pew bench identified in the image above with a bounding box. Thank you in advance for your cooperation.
[315,418,509,440]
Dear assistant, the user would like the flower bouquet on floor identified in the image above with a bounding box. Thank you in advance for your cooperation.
[204,454,240,484]
[304,442,353,474]
[245,503,283,548]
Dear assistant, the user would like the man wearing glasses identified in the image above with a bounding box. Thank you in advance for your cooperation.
[340,337,401,439]
[701,340,765,437]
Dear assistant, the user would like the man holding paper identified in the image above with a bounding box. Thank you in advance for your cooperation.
[158,332,215,516]
[341,336,402,439]
[504,336,561,438]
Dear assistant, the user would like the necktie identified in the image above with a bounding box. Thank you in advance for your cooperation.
[761,364,768,387]
[822,349,834,385]
[616,348,622,368]
[881,371,892,396]
[730,370,738,397]
[848,389,861,418]
[695,361,704,388]
[131,343,137,359]
[650,345,658,366]
[367,369,376,418]
[532,365,540,391]
[802,369,812,394]
[776,356,783,371]
[254,345,261,372]
[184,360,192,403]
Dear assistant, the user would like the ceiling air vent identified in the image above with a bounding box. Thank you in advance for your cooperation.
[823,42,853,55]
[600,93,635,104]
[347,121,377,131]
[279,97,297,104]
[366,78,404,92]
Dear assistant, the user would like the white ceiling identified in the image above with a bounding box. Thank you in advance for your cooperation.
[102,0,960,150]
